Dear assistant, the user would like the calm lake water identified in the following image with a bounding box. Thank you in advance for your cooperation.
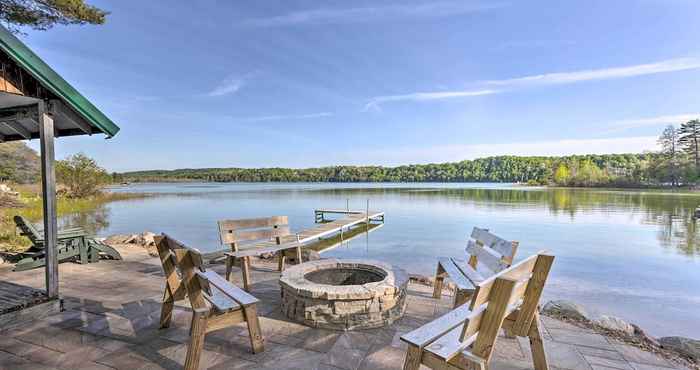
[62,182,700,337]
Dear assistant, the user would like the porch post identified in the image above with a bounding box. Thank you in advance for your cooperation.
[38,101,58,298]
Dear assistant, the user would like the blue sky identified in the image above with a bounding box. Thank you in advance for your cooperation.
[20,0,700,171]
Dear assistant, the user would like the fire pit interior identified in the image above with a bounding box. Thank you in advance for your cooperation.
[304,268,385,286]
[280,259,408,330]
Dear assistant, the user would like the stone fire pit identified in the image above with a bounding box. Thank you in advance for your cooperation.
[279,259,408,330]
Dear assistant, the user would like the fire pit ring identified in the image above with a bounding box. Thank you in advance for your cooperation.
[279,259,408,330]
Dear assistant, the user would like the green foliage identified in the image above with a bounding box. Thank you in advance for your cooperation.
[121,153,665,187]
[0,141,39,183]
[679,119,700,169]
[553,164,570,185]
[56,153,109,198]
[0,0,107,33]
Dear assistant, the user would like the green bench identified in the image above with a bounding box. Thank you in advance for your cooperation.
[13,215,122,271]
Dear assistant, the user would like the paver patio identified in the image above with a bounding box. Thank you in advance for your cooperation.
[0,245,687,370]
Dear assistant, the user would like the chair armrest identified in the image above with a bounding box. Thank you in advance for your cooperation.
[400,303,479,348]
[198,270,258,307]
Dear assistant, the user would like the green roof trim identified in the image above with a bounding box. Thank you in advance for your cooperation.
[0,26,119,138]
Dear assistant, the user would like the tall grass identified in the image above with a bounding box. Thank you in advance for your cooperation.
[0,186,145,253]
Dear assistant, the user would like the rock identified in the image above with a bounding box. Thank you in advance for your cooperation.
[595,315,634,335]
[104,231,156,247]
[659,336,700,361]
[542,300,590,322]
[0,184,18,196]
[632,324,660,347]
[140,231,156,246]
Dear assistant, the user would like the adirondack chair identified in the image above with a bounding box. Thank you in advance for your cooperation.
[433,227,519,308]
[155,234,264,370]
[219,216,303,291]
[13,215,121,271]
[402,251,555,370]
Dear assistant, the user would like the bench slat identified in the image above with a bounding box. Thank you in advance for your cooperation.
[466,240,506,272]
[451,258,485,284]
[200,270,258,307]
[437,257,474,291]
[400,302,478,348]
[227,242,301,258]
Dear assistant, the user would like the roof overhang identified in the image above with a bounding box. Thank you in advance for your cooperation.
[0,25,119,142]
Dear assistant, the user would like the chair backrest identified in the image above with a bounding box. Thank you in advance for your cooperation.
[217,216,290,251]
[155,234,210,311]
[466,227,519,274]
[14,215,41,245]
[460,252,554,361]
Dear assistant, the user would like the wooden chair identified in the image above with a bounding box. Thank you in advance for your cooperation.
[218,216,303,291]
[13,215,121,271]
[402,251,555,370]
[433,227,518,308]
[155,234,264,370]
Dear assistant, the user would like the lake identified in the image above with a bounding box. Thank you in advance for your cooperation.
[63,182,700,338]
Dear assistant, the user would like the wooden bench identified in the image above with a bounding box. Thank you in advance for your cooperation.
[13,215,121,271]
[155,234,264,370]
[433,227,518,308]
[218,216,303,291]
[402,251,555,370]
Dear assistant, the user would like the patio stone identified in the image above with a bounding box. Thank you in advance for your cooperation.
[0,245,689,370]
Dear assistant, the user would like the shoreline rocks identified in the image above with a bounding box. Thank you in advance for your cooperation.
[542,300,698,368]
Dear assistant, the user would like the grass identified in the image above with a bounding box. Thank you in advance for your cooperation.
[0,185,145,253]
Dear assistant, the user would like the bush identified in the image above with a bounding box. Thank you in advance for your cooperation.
[56,153,109,198]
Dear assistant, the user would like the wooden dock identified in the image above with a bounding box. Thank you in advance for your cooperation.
[208,209,385,261]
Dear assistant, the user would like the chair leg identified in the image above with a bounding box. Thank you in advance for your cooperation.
[403,344,422,370]
[184,308,209,370]
[454,289,471,308]
[295,246,303,265]
[528,314,550,370]
[160,288,175,329]
[225,256,234,282]
[79,238,89,264]
[432,262,445,299]
[277,252,286,272]
[243,305,265,353]
[241,256,252,292]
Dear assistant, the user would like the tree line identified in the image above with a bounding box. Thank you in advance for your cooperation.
[118,153,664,187]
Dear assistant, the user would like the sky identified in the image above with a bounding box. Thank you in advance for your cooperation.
[18,0,700,172]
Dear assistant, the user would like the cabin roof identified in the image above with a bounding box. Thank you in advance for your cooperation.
[0,25,120,142]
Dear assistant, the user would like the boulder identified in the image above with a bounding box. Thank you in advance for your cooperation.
[542,300,590,322]
[0,184,18,196]
[632,324,660,347]
[139,231,156,246]
[659,336,700,361]
[595,315,634,335]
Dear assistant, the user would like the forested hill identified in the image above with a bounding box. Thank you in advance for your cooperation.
[0,142,40,183]
[119,153,664,186]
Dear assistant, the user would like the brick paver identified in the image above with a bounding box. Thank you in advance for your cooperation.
[0,246,686,370]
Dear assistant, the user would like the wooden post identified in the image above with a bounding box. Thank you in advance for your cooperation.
[38,101,58,299]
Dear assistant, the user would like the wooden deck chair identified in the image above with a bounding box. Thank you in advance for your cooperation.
[13,215,121,271]
[433,227,519,308]
[402,252,555,370]
[155,234,264,370]
[218,216,301,289]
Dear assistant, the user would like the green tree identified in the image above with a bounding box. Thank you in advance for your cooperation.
[56,153,109,198]
[553,164,570,185]
[657,125,682,186]
[678,119,700,171]
[0,0,107,33]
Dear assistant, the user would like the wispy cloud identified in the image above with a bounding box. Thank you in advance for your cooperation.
[242,1,505,27]
[207,75,246,97]
[485,57,700,87]
[364,89,497,111]
[364,57,700,111]
[606,113,700,132]
[237,112,334,123]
